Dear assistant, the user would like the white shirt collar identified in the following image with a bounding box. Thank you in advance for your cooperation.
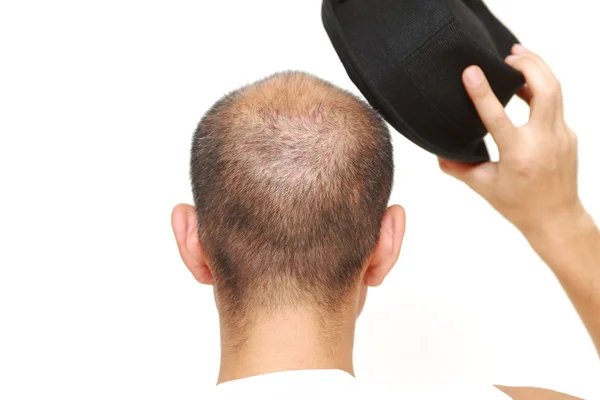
[214,369,355,395]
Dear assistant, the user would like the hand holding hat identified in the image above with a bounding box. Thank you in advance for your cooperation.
[440,45,583,243]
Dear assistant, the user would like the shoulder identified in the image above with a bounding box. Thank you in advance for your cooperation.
[357,383,513,399]
[384,384,582,400]
[495,385,583,400]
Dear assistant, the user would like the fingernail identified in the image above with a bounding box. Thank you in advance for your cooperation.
[464,66,483,87]
[513,44,528,54]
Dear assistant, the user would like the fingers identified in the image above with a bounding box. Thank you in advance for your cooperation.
[516,84,533,105]
[509,46,532,104]
[438,158,495,200]
[463,66,516,151]
[505,45,564,124]
[511,44,555,78]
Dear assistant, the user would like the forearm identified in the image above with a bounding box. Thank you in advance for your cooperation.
[525,206,600,354]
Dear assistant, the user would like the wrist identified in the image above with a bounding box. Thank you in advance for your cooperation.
[523,202,598,253]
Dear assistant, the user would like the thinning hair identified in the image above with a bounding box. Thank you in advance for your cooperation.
[191,71,393,322]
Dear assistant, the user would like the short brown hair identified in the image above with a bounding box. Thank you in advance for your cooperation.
[191,72,393,319]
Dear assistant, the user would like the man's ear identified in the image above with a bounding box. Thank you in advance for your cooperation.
[364,205,406,287]
[171,204,213,285]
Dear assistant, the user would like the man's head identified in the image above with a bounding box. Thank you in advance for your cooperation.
[172,71,405,331]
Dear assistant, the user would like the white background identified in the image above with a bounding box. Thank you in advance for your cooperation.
[1,0,599,399]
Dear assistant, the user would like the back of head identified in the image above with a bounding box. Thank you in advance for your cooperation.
[191,72,393,320]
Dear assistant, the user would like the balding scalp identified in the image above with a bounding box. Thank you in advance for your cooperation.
[191,71,393,320]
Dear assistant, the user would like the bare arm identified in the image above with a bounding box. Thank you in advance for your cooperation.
[494,214,599,400]
[526,208,600,353]
[440,44,599,400]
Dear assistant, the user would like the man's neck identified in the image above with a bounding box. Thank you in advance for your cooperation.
[217,309,356,384]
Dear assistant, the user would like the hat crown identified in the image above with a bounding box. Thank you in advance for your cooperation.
[323,0,525,162]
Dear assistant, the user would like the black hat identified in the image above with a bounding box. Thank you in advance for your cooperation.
[322,0,525,162]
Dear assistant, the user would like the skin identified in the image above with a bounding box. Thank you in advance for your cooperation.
[172,44,599,399]
[440,44,599,399]
[171,202,405,382]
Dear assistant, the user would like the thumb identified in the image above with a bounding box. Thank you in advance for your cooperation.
[438,158,495,199]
